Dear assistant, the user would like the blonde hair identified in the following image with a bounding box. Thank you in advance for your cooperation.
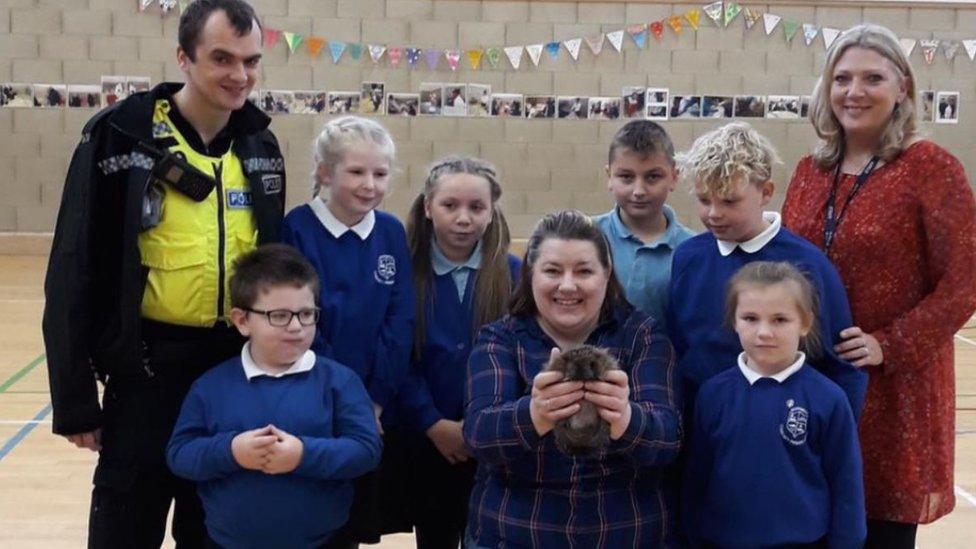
[310,115,396,198]
[677,122,781,196]
[809,24,917,169]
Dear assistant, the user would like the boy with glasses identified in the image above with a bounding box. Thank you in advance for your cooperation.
[167,244,382,548]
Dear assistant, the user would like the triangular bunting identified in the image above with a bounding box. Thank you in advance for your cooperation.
[264,28,282,48]
[504,46,523,69]
[802,24,819,46]
[763,13,781,36]
[328,41,345,63]
[724,2,742,27]
[139,0,154,12]
[177,0,188,12]
[425,49,441,70]
[650,21,665,41]
[627,24,648,49]
[899,38,917,57]
[368,45,386,63]
[943,41,960,61]
[822,28,841,50]
[964,39,976,61]
[703,2,723,27]
[685,9,701,30]
[585,34,604,55]
[920,39,939,65]
[607,30,625,52]
[466,48,483,70]
[564,38,582,60]
[284,32,303,53]
[783,21,800,43]
[404,48,420,67]
[545,42,561,61]
[486,47,502,67]
[743,8,761,30]
[306,37,325,58]
[526,44,544,66]
[667,15,683,35]
[348,43,362,60]
[445,49,461,71]
[389,47,404,67]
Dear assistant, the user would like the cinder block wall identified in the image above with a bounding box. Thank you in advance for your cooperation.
[1,0,974,237]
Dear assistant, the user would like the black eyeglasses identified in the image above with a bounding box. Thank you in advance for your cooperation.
[245,307,320,327]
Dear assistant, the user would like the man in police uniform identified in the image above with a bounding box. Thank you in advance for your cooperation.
[42,1,285,546]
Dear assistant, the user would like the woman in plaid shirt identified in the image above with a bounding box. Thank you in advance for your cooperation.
[463,210,682,548]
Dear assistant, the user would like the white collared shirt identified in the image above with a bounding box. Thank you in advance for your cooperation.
[737,351,805,385]
[716,211,782,256]
[310,196,375,240]
[241,342,316,380]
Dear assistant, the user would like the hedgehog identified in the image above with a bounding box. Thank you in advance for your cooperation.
[543,345,620,456]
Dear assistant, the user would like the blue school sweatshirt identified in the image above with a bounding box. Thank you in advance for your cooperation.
[281,204,415,410]
[683,357,865,549]
[166,353,382,549]
[666,227,867,418]
[397,254,521,432]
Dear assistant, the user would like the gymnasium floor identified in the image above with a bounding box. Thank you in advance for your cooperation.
[1,254,973,547]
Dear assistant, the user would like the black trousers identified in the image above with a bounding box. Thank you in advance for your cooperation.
[406,433,476,549]
[865,519,917,549]
[87,322,244,549]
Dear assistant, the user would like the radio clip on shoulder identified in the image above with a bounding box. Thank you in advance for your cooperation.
[135,141,216,202]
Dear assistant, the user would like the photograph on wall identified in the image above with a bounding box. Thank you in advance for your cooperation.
[467,84,491,117]
[491,94,523,117]
[588,97,621,120]
[621,86,646,118]
[246,90,259,107]
[386,93,419,116]
[701,95,733,118]
[292,91,326,114]
[525,95,556,118]
[33,84,66,108]
[920,90,935,123]
[557,96,588,119]
[327,92,360,115]
[419,83,443,116]
[101,76,128,107]
[766,95,801,119]
[68,85,102,108]
[127,76,151,95]
[1,83,34,108]
[645,88,669,120]
[670,95,701,119]
[936,91,959,124]
[442,84,467,116]
[734,95,766,118]
[799,96,811,118]
[259,90,295,114]
[360,82,385,115]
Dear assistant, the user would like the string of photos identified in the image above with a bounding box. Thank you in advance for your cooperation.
[141,0,976,67]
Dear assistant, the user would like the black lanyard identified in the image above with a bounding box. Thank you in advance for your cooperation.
[823,155,879,253]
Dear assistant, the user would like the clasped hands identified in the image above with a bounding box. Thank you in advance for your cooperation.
[231,424,304,475]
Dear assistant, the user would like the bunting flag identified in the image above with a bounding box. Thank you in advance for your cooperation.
[284,32,303,53]
[348,43,362,60]
[667,15,683,35]
[389,47,404,67]
[306,37,325,58]
[899,38,917,57]
[486,47,502,67]
[445,49,461,71]
[685,9,701,30]
[425,49,441,70]
[964,39,976,61]
[703,2,723,27]
[783,21,800,43]
[822,28,841,50]
[159,0,176,16]
[368,44,386,63]
[763,13,781,35]
[545,42,561,60]
[627,24,648,49]
[328,40,345,63]
[724,2,742,27]
[743,8,761,30]
[526,44,544,66]
[178,0,188,13]
[564,38,582,60]
[504,46,523,69]
[585,34,604,55]
[650,20,666,41]
[264,28,282,48]
[942,40,960,61]
[466,48,483,69]
[139,0,155,12]
[802,24,819,46]
[920,39,939,65]
[607,30,625,52]
[404,47,420,67]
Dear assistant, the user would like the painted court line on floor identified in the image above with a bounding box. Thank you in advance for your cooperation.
[954,333,976,347]
[0,404,52,463]
[0,354,45,393]
[955,486,976,508]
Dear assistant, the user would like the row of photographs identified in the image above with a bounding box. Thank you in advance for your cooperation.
[0,79,962,125]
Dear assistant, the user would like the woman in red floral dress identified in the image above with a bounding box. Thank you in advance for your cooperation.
[783,24,976,548]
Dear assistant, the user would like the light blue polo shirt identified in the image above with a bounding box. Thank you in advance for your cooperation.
[593,204,695,329]
[432,239,482,301]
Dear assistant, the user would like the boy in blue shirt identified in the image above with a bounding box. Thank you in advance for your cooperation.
[167,244,382,548]
[594,120,694,329]
[667,122,867,419]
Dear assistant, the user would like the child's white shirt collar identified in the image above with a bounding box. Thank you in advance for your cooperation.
[241,342,316,380]
[737,351,805,385]
[310,196,375,240]
[716,211,782,256]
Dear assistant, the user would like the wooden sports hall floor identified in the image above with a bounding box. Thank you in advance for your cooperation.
[1,254,973,547]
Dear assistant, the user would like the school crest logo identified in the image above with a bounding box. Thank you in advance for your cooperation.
[779,399,808,446]
[374,254,396,285]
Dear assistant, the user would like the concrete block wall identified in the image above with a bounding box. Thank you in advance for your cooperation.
[1,0,975,237]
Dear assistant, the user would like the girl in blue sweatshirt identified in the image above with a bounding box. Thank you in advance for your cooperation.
[684,261,865,549]
[395,156,520,549]
[281,116,414,547]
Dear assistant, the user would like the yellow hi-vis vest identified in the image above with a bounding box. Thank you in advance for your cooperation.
[139,99,258,327]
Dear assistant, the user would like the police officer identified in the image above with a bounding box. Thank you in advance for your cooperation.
[42,1,285,546]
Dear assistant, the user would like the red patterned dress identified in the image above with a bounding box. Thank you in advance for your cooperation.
[783,140,976,524]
